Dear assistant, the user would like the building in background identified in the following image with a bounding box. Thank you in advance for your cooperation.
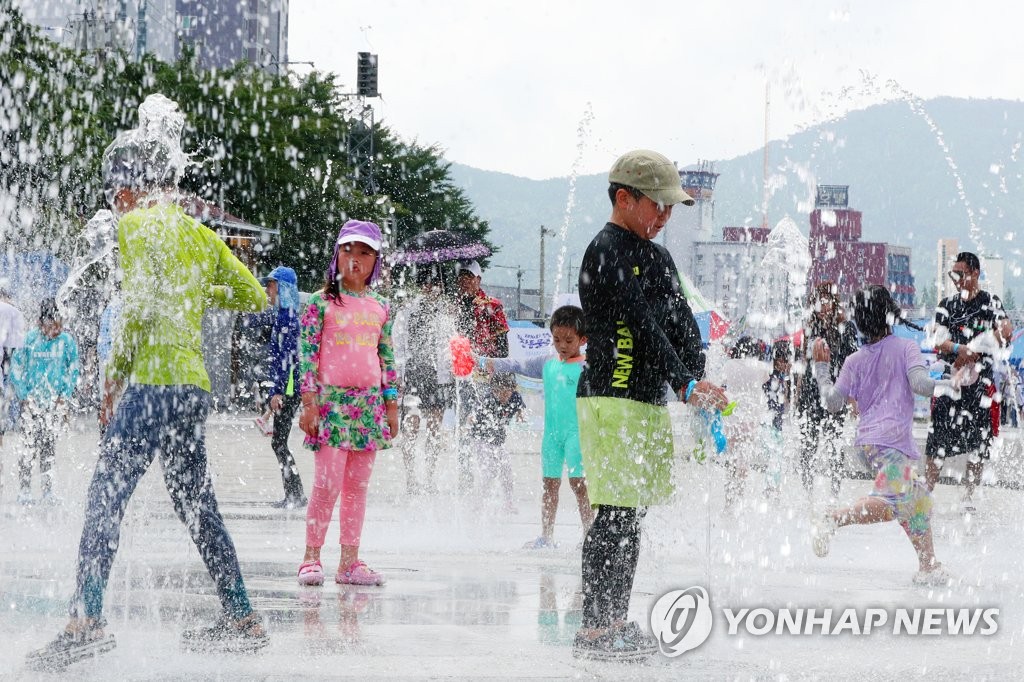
[665,161,769,322]
[20,0,289,74]
[663,161,718,271]
[688,227,770,323]
[936,238,959,300]
[177,0,289,72]
[807,185,916,308]
[981,256,1005,299]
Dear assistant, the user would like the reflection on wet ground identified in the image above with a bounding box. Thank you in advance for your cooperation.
[4,418,1024,678]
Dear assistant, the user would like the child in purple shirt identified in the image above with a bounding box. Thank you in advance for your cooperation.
[810,285,957,587]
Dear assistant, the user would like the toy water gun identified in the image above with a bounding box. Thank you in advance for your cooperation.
[449,336,475,378]
[693,401,737,463]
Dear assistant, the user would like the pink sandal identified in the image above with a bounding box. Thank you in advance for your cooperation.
[297,560,324,586]
[335,560,384,586]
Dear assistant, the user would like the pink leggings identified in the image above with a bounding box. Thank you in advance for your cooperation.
[305,446,376,548]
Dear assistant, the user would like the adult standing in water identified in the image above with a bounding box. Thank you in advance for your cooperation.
[454,259,509,490]
[796,281,859,499]
[28,95,269,670]
[574,149,727,662]
[925,251,1011,512]
[399,264,458,494]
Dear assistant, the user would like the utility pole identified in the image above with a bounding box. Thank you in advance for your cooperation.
[492,264,528,320]
[761,80,770,230]
[539,225,550,320]
[515,267,523,319]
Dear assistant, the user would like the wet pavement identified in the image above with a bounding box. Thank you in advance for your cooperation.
[3,411,1024,679]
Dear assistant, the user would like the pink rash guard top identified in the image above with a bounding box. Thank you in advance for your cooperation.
[317,295,388,389]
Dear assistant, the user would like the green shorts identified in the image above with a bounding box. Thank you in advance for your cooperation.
[577,396,674,507]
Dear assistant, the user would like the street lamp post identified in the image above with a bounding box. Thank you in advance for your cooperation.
[539,225,551,320]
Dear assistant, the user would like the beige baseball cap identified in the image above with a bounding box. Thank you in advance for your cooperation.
[608,149,695,206]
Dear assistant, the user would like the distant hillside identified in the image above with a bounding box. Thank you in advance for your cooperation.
[449,97,1024,297]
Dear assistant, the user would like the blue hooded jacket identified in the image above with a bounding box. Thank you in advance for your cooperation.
[262,267,300,397]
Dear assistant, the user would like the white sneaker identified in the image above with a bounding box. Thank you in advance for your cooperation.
[913,564,954,587]
[41,491,62,506]
[812,514,837,558]
[16,491,33,506]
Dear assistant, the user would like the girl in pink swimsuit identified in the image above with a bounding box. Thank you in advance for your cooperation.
[296,220,399,587]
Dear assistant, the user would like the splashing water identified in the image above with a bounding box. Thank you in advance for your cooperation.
[746,216,811,336]
[55,208,118,316]
[103,93,192,192]
[885,79,984,255]
[322,159,333,195]
[551,103,593,306]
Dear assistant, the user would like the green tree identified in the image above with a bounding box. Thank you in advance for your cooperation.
[918,282,938,311]
[375,137,491,246]
[0,1,493,292]
[1004,289,1017,311]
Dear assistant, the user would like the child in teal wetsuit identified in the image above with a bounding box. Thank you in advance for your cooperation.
[482,305,594,548]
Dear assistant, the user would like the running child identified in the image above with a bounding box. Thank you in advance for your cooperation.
[296,219,398,587]
[10,298,79,505]
[810,285,953,586]
[481,305,594,548]
[466,371,525,513]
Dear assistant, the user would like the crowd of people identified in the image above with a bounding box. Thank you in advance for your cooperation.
[1,97,1017,668]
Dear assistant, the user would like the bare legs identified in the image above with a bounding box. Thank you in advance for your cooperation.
[540,477,594,542]
[925,455,985,500]
[401,406,444,494]
[829,495,937,572]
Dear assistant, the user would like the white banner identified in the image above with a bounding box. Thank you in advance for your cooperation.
[508,326,552,362]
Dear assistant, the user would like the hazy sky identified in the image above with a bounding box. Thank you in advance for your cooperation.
[289,0,1024,180]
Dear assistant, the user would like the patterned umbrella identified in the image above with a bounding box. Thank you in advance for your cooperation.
[389,229,491,265]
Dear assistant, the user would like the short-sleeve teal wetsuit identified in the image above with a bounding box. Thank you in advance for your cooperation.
[489,353,585,478]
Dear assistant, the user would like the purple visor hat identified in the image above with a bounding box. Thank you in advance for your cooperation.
[328,219,383,286]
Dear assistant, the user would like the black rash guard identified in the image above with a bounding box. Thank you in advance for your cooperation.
[577,222,705,406]
[935,290,1006,382]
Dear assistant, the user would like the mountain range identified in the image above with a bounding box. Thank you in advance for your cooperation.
[448,97,1024,300]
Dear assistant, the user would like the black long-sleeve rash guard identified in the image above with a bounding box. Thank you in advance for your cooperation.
[577,222,705,406]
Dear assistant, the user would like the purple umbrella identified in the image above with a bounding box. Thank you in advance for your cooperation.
[389,229,491,265]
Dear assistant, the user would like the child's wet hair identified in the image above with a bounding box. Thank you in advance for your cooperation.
[491,371,517,390]
[549,305,585,336]
[39,298,60,324]
[771,340,791,362]
[730,335,763,360]
[414,264,445,288]
[853,285,922,341]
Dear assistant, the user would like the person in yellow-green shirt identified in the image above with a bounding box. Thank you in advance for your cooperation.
[28,99,270,670]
